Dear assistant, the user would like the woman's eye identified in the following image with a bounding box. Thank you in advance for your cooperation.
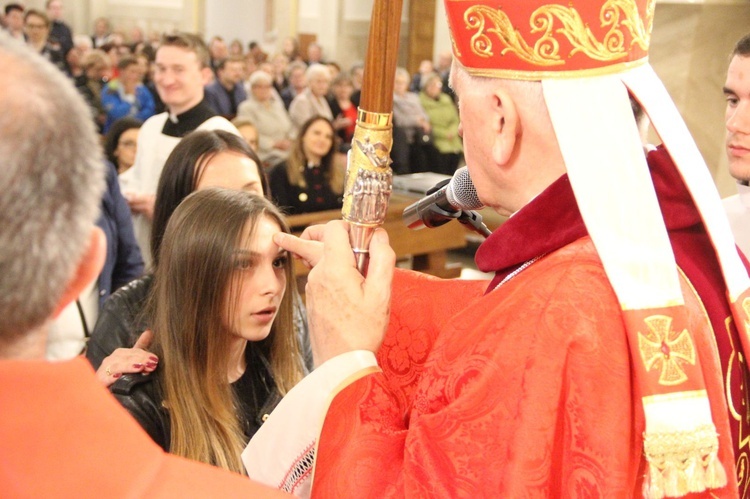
[273,255,288,269]
[234,259,253,270]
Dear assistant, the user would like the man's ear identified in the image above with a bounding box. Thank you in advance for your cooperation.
[201,66,214,86]
[490,87,519,166]
[52,227,106,318]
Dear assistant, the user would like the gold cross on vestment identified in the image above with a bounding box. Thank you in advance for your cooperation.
[637,315,696,386]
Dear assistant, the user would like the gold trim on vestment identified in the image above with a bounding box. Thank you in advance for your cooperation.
[461,57,648,80]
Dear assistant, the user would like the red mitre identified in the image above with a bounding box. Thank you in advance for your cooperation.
[444,0,654,79]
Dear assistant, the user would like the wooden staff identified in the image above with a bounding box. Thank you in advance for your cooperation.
[341,0,404,274]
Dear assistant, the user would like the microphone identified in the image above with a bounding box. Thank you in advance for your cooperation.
[403,166,484,230]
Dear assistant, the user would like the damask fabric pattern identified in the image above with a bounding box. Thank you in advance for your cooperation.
[310,147,747,497]
[312,241,737,497]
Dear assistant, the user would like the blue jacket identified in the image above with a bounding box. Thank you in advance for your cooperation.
[101,82,156,132]
[204,80,247,118]
[96,162,144,307]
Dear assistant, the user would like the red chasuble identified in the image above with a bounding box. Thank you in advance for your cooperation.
[310,146,748,497]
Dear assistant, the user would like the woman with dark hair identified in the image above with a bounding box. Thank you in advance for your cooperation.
[111,188,304,473]
[103,116,142,176]
[267,115,343,215]
[85,129,289,372]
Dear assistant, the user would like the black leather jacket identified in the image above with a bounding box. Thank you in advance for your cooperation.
[111,346,282,451]
[86,275,152,370]
[85,275,313,371]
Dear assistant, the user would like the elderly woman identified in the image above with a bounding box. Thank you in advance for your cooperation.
[288,63,333,132]
[419,72,463,175]
[391,67,431,174]
[236,70,296,168]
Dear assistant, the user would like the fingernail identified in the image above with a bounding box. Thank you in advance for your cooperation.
[148,356,158,362]
[133,363,144,368]
[113,373,122,379]
[146,362,157,368]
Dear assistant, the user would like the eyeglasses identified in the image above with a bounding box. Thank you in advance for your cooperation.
[25,23,48,30]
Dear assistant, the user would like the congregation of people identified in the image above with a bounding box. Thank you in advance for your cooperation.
[0,0,464,479]
[4,0,750,497]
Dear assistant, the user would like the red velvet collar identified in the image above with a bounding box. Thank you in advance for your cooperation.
[475,145,702,290]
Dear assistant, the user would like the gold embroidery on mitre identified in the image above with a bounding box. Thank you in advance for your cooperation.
[743,297,750,335]
[638,315,696,386]
[463,0,652,66]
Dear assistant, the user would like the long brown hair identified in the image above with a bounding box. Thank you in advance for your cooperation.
[285,115,343,194]
[150,188,303,473]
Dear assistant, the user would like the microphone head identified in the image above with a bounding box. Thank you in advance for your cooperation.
[446,166,483,210]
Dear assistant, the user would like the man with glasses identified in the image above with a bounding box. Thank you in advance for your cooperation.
[23,9,67,75]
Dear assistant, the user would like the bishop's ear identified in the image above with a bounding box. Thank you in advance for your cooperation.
[490,88,519,166]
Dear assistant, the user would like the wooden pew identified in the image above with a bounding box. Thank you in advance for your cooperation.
[284,193,467,283]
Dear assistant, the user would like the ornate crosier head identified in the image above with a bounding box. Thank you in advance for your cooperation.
[444,0,655,79]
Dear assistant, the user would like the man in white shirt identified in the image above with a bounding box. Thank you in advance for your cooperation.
[123,32,237,267]
[723,33,750,258]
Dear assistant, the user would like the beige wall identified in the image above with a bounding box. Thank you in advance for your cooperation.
[649,1,750,196]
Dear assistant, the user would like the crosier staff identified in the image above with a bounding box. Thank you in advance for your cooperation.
[341,0,403,274]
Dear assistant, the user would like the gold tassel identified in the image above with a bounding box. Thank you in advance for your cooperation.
[704,452,728,489]
[644,462,666,499]
[684,454,707,493]
[663,460,688,497]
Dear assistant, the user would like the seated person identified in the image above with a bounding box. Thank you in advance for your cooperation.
[418,72,463,176]
[101,55,155,133]
[104,116,142,176]
[391,67,431,174]
[231,117,259,153]
[237,70,295,168]
[327,73,356,152]
[86,130,312,375]
[267,116,343,215]
[287,64,333,133]
[110,188,305,473]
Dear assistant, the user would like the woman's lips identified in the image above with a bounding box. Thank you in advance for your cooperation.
[252,307,277,324]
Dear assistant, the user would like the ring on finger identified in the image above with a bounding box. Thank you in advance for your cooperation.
[105,366,113,377]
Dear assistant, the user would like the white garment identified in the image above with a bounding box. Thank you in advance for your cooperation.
[723,181,750,259]
[287,88,333,132]
[242,351,377,496]
[46,279,98,361]
[237,93,296,167]
[123,112,239,269]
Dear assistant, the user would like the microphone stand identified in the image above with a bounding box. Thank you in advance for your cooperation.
[457,210,492,238]
[417,178,492,238]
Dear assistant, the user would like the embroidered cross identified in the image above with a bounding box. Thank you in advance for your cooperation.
[637,315,696,386]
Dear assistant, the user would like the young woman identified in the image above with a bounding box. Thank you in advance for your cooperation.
[112,188,304,473]
[86,130,312,374]
[267,115,343,215]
